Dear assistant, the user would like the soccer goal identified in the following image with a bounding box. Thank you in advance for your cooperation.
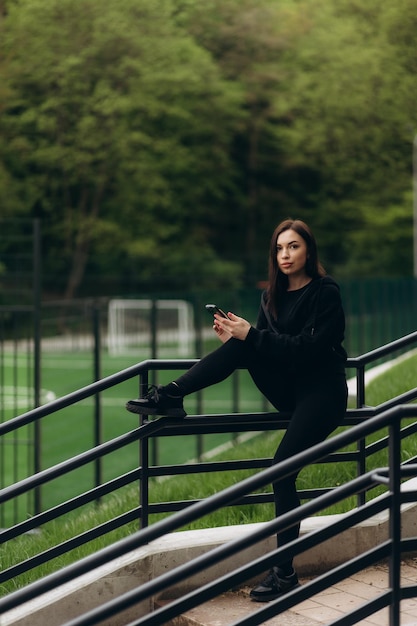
[107,299,195,356]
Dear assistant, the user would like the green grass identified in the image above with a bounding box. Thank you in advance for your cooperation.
[1,350,417,595]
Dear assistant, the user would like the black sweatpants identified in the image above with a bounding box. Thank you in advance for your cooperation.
[173,338,348,571]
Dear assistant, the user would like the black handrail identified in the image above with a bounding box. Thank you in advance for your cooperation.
[347,329,417,407]
[1,331,417,623]
[0,359,199,437]
[0,468,141,543]
[0,404,416,625]
[3,325,417,437]
[0,334,416,557]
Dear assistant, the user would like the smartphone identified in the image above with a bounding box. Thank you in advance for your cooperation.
[205,304,229,318]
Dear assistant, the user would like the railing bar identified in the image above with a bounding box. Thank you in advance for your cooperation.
[0,359,200,436]
[402,537,417,551]
[389,418,402,625]
[400,421,417,436]
[0,507,140,584]
[403,584,417,599]
[0,428,143,503]
[373,388,417,413]
[0,467,389,614]
[146,487,389,520]
[317,593,391,626]
[1,333,417,623]
[347,329,417,365]
[0,468,141,543]
[0,416,404,596]
[364,426,417,456]
[230,579,391,626]
[371,472,390,485]
[147,479,383,514]
[0,466,378,612]
[144,452,359,477]
[0,412,388,504]
[69,538,393,626]
[2,330,416,438]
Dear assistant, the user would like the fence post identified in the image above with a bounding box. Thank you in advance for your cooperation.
[93,303,103,498]
[193,297,204,460]
[356,364,366,507]
[139,370,150,529]
[150,301,158,466]
[388,415,402,626]
[33,218,42,515]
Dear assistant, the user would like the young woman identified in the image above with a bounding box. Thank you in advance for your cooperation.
[126,218,348,602]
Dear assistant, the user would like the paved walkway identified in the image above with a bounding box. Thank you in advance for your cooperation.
[179,557,417,625]
[288,557,417,625]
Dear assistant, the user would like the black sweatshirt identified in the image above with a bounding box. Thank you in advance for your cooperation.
[245,276,347,376]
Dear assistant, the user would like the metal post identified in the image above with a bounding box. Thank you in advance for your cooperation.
[33,218,42,514]
[139,370,150,529]
[388,417,402,625]
[93,303,102,497]
[356,365,366,507]
[150,300,158,466]
[194,298,204,460]
[150,299,157,361]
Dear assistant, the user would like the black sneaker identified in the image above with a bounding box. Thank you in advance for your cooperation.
[125,385,186,418]
[250,566,299,602]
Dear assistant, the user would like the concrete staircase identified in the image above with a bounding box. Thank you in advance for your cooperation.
[2,478,417,626]
[156,556,417,626]
[155,587,319,626]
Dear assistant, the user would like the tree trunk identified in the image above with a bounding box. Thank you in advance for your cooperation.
[63,183,104,301]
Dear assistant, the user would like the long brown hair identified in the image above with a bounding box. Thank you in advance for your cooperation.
[266,219,326,317]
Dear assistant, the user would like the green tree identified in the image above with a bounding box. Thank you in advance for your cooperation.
[183,0,311,283]
[2,0,417,297]
[268,0,416,275]
[185,0,417,278]
[0,0,243,297]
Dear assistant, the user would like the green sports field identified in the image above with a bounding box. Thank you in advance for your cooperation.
[1,341,269,525]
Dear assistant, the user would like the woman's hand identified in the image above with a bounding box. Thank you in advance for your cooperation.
[214,312,251,341]
[213,321,232,343]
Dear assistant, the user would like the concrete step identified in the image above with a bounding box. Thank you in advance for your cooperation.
[156,556,417,626]
[4,500,417,626]
[156,583,317,626]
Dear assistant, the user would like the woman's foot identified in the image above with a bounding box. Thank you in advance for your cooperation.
[250,566,299,602]
[125,385,186,418]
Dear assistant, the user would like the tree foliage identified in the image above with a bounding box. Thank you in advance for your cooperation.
[0,0,243,296]
[0,0,416,298]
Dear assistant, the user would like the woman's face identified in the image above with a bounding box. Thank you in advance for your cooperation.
[276,229,308,279]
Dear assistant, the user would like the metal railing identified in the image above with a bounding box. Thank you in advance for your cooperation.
[0,405,416,626]
[0,330,417,623]
[136,329,417,524]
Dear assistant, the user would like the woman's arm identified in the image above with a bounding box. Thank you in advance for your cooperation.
[244,284,345,368]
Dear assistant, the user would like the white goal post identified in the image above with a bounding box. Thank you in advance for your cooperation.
[107,299,194,356]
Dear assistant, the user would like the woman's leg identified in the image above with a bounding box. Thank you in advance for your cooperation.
[250,375,347,601]
[272,376,348,572]
[172,338,251,396]
[126,338,253,416]
[247,361,296,412]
